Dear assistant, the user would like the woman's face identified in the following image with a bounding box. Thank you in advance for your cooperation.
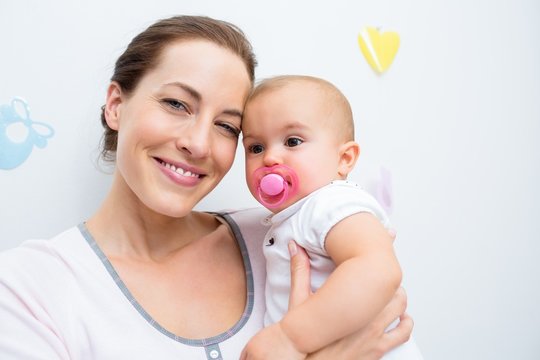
[106,40,252,217]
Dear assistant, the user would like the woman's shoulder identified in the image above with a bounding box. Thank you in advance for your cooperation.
[217,207,271,234]
[0,226,89,286]
[216,207,270,259]
[221,206,271,221]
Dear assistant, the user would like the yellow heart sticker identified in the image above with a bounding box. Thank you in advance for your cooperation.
[358,27,400,74]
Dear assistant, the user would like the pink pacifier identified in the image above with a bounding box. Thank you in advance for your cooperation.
[260,174,285,196]
[253,165,299,209]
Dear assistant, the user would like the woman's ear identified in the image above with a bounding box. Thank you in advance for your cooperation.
[104,82,123,131]
[337,141,360,178]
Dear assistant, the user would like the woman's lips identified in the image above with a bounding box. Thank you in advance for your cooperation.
[155,157,206,186]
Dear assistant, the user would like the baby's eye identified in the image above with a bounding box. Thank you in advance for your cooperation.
[285,137,303,147]
[249,144,264,154]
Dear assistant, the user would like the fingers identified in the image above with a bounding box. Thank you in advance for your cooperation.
[378,288,413,352]
[288,241,312,309]
[374,287,407,331]
[388,228,397,243]
[382,312,413,351]
[398,312,414,341]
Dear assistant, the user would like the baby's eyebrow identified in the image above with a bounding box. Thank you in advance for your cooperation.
[242,120,310,139]
[284,121,309,131]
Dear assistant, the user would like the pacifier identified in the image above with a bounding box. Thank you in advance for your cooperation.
[260,173,285,196]
[252,165,299,209]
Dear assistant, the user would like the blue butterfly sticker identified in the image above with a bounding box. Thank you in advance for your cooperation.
[0,98,54,170]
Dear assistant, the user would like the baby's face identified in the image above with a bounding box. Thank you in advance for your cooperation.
[242,82,345,212]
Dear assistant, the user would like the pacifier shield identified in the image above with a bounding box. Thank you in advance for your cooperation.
[252,164,299,209]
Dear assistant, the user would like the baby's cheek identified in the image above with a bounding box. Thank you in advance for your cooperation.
[244,170,255,191]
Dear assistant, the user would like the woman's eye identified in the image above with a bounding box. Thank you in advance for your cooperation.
[163,99,188,112]
[217,122,240,138]
[286,137,303,147]
[249,144,264,154]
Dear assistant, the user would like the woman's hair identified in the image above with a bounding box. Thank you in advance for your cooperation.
[100,15,257,161]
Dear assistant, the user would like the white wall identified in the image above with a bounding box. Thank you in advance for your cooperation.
[1,1,539,359]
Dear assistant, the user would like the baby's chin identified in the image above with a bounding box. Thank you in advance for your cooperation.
[262,195,302,214]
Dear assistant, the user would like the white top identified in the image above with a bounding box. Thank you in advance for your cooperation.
[262,180,424,359]
[263,180,391,325]
[0,208,271,360]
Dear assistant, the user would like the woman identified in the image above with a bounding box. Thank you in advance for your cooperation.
[0,15,412,359]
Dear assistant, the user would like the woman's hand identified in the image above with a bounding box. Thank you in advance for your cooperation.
[239,321,305,360]
[238,241,310,360]
[288,240,413,360]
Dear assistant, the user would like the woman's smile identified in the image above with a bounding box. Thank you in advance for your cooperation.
[154,157,206,187]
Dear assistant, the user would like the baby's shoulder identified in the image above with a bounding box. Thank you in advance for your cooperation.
[306,180,373,207]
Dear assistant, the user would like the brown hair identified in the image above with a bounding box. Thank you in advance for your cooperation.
[100,15,257,161]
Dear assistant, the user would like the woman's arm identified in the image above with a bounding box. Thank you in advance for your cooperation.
[0,260,68,359]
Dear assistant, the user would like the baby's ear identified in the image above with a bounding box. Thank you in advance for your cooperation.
[337,141,360,178]
[104,82,124,131]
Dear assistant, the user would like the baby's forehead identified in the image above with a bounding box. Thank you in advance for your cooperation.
[261,78,330,96]
[246,81,331,119]
[244,76,354,140]
[249,80,334,113]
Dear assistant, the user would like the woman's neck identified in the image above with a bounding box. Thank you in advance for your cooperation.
[86,174,219,262]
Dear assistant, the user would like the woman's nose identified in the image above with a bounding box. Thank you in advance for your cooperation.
[176,118,212,159]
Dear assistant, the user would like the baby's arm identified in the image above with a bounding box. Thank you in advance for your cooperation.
[240,225,409,360]
[280,212,402,354]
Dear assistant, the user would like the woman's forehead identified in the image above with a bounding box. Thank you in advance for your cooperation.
[140,40,251,97]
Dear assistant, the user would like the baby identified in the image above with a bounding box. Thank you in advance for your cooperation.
[240,75,422,359]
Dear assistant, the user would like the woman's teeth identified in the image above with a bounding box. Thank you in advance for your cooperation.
[160,161,199,178]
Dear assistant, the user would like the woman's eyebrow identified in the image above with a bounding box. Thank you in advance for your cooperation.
[224,109,243,119]
[162,82,243,119]
[162,81,201,101]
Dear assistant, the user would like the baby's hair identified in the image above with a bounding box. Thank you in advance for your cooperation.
[248,75,355,142]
